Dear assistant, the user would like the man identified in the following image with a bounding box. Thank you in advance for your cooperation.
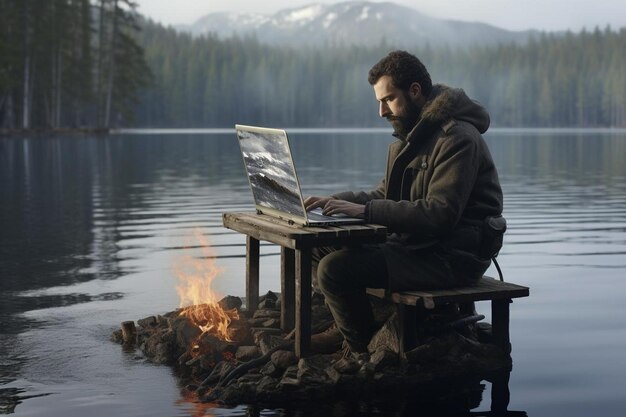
[304,50,503,358]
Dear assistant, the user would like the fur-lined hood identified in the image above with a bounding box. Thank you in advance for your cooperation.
[416,84,490,134]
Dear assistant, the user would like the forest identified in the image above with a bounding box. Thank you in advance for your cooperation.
[1,0,625,129]
[0,0,150,130]
[135,22,626,128]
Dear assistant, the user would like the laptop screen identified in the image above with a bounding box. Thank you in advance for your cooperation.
[236,125,306,219]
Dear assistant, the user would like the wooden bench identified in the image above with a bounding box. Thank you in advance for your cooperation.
[223,212,529,357]
[367,276,529,354]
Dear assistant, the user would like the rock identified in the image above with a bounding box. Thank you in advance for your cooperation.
[260,361,284,378]
[370,349,399,371]
[152,346,173,365]
[193,354,219,372]
[236,345,262,361]
[247,318,274,327]
[199,360,236,387]
[279,365,300,387]
[177,351,191,366]
[201,386,224,402]
[110,329,123,344]
[357,362,375,380]
[196,333,237,358]
[137,316,157,328]
[173,317,202,351]
[156,315,171,327]
[368,312,401,355]
[220,379,257,405]
[252,309,281,319]
[251,328,283,345]
[228,321,253,345]
[235,373,263,384]
[405,334,456,365]
[271,350,297,369]
[260,290,278,303]
[258,297,275,309]
[327,365,363,389]
[256,375,279,393]
[259,334,287,355]
[297,355,332,386]
[262,318,280,328]
[218,295,242,311]
[332,357,360,374]
[148,329,177,364]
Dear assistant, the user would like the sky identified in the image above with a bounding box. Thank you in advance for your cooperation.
[134,0,626,32]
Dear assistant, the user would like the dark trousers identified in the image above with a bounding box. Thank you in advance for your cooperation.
[313,245,388,352]
[313,244,468,353]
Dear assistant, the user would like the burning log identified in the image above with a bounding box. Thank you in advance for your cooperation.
[121,321,136,344]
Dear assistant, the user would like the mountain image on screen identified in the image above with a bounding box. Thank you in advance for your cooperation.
[237,129,305,218]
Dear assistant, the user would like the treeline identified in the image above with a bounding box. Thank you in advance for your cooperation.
[0,0,151,130]
[2,7,625,129]
[136,22,626,128]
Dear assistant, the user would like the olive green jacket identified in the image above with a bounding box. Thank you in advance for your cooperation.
[333,84,503,290]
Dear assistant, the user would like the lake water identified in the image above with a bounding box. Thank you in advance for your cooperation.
[1,129,625,416]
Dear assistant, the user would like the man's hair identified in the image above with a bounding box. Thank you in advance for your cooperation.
[368,50,432,96]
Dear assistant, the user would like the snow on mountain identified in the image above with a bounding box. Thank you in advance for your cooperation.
[177,1,535,48]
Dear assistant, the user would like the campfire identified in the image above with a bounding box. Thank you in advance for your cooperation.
[174,229,239,343]
[111,230,512,406]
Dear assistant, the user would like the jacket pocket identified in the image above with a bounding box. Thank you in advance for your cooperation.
[408,158,428,200]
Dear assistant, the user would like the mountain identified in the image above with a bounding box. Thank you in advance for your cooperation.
[176,1,537,48]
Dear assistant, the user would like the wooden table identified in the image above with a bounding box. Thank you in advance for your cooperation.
[222,212,387,357]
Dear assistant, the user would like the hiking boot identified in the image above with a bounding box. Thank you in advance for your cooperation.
[310,326,344,353]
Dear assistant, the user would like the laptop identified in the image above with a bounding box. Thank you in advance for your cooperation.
[235,124,365,226]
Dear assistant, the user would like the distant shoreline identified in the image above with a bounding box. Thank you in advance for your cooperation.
[0,127,110,137]
[2,126,626,137]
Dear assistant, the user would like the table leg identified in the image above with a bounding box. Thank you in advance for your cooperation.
[490,370,511,411]
[295,248,312,358]
[492,299,511,354]
[246,236,260,313]
[281,247,295,332]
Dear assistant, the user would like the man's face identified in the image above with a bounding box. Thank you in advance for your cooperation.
[373,75,422,138]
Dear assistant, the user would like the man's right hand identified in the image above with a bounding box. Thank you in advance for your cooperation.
[304,196,336,212]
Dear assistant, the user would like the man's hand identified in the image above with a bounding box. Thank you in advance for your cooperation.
[304,196,366,219]
[321,200,366,219]
[304,196,336,212]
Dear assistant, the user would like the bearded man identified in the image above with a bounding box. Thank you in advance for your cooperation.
[304,50,504,359]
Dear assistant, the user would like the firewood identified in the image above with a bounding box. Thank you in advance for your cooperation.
[121,321,137,344]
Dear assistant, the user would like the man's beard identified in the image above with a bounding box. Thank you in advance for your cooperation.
[387,95,421,138]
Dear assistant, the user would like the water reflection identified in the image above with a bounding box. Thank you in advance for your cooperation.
[184,371,526,417]
[0,388,51,414]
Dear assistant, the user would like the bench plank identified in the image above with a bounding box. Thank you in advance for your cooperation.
[368,276,529,310]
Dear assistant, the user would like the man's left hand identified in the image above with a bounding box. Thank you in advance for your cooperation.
[322,200,366,219]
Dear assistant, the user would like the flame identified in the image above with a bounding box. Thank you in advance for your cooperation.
[174,229,238,341]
